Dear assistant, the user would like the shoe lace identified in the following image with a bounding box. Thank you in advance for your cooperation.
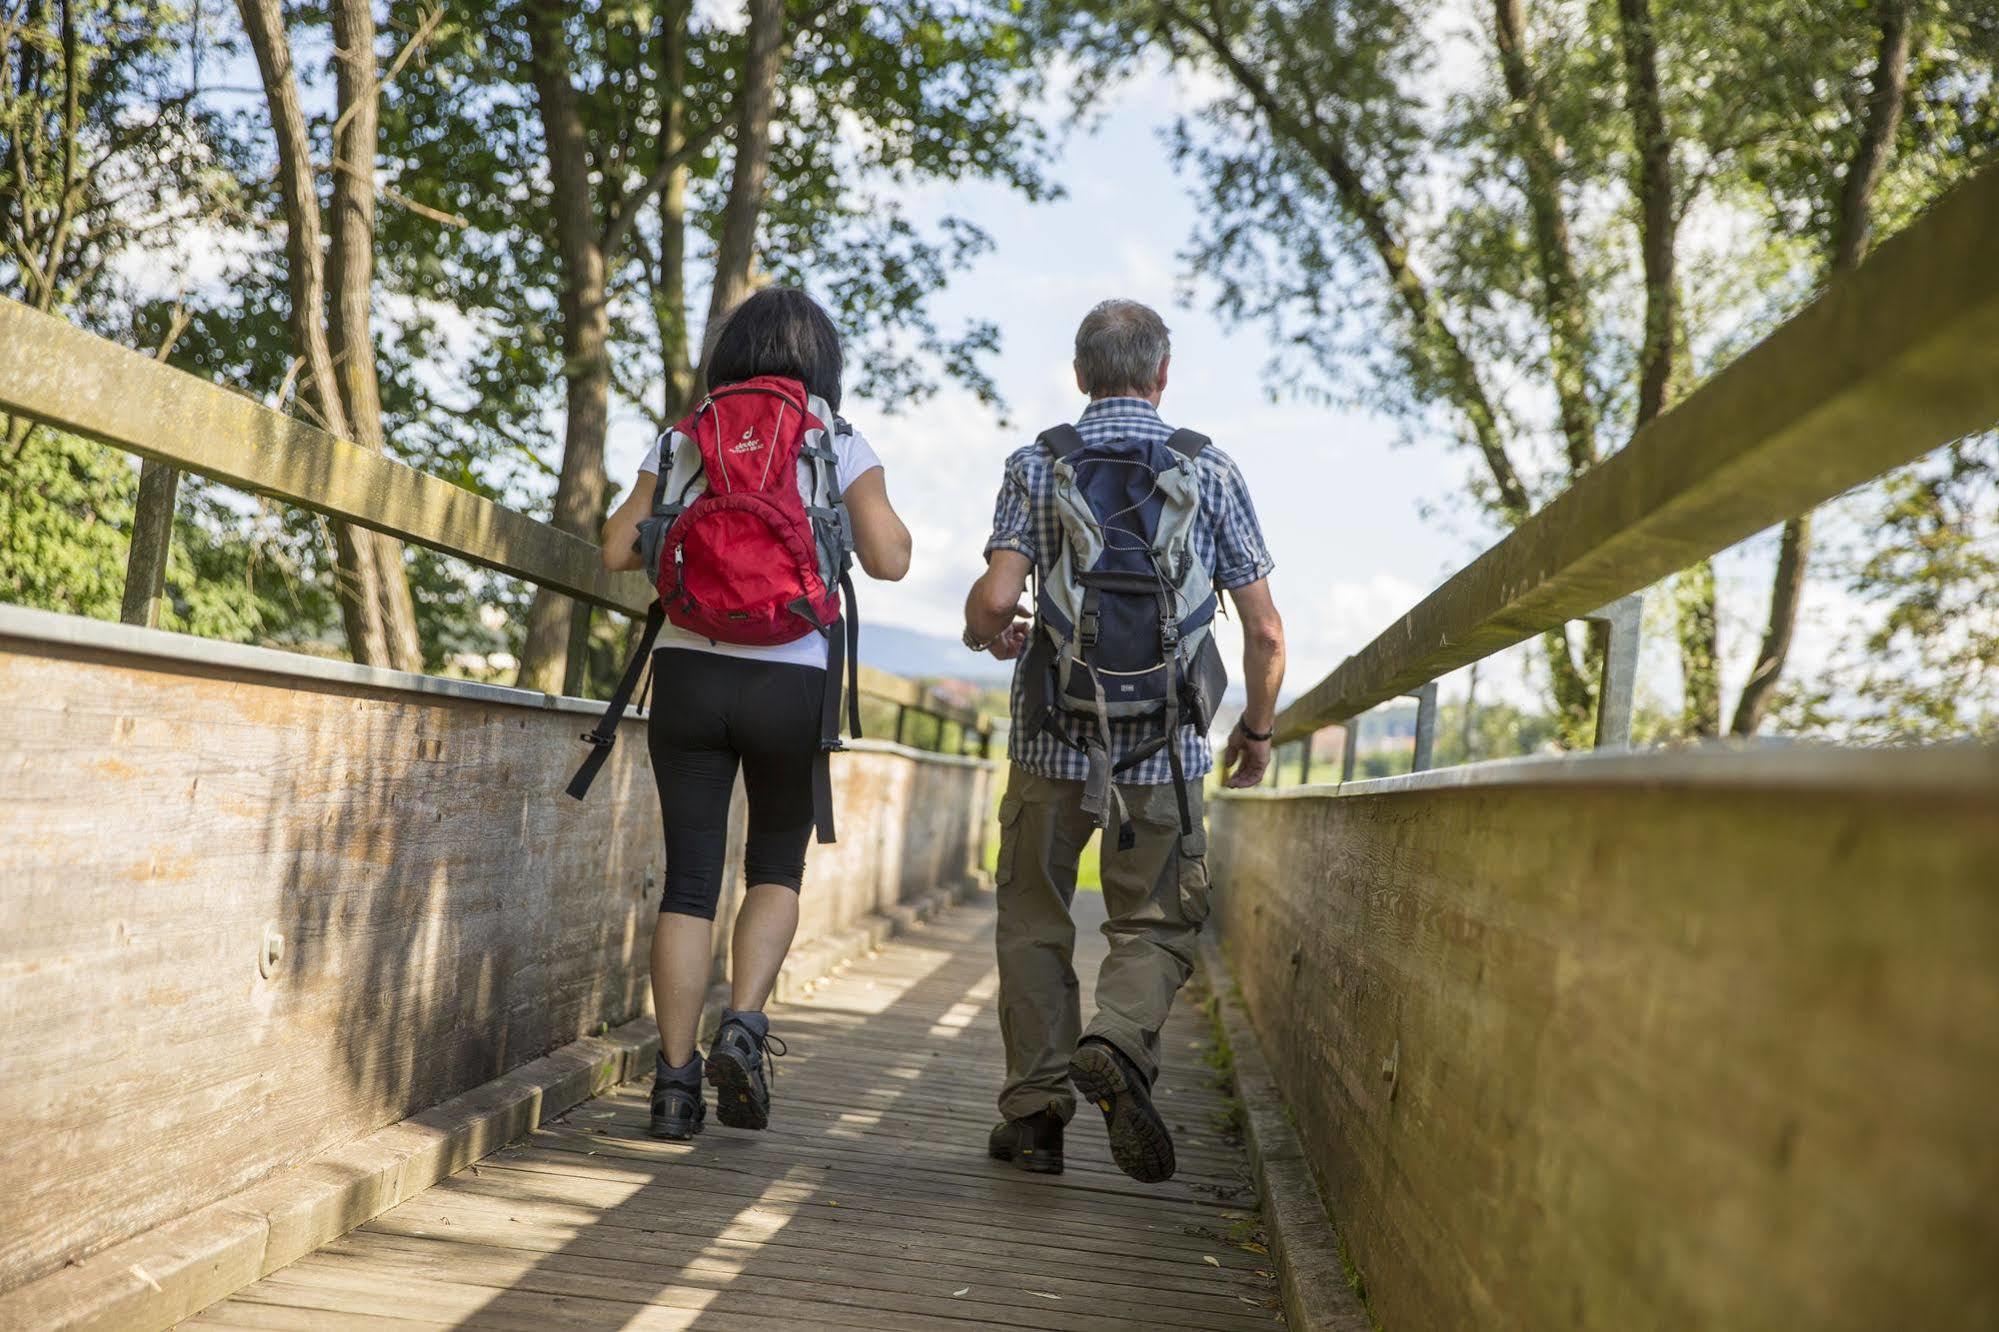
[759,1033,788,1087]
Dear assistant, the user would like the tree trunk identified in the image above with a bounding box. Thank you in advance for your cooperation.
[329,0,423,673]
[1165,2,1593,724]
[702,0,784,339]
[1491,0,1598,475]
[1612,0,1716,738]
[655,0,694,421]
[1731,0,1912,737]
[1615,0,1677,426]
[516,0,612,694]
[238,0,401,668]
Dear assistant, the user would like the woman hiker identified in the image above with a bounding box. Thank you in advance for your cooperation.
[598,286,913,1139]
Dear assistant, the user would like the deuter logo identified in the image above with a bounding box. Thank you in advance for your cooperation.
[729,427,762,454]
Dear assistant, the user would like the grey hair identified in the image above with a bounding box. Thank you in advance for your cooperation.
[1073,299,1171,396]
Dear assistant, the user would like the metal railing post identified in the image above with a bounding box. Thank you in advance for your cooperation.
[893,704,908,747]
[1341,723,1358,783]
[1586,595,1643,750]
[1299,737,1313,785]
[1409,682,1438,772]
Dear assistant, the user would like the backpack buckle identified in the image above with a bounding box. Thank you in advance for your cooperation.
[1079,610,1101,650]
[1160,620,1181,650]
[579,730,614,750]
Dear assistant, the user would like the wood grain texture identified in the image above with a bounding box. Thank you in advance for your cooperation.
[188,895,1285,1331]
[1208,760,1999,1331]
[0,625,993,1293]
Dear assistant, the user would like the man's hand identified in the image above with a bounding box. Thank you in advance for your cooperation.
[988,612,1031,661]
[1220,721,1273,789]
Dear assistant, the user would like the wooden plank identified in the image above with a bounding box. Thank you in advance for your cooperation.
[0,620,992,1293]
[0,300,986,732]
[857,663,988,733]
[193,895,1286,1329]
[1208,756,1999,1330]
[1274,164,1999,743]
[0,296,655,615]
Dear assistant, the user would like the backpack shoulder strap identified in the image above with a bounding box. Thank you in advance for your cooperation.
[1037,424,1086,459]
[1164,428,1210,459]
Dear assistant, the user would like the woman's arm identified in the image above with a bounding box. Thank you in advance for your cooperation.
[844,466,911,582]
[599,470,653,572]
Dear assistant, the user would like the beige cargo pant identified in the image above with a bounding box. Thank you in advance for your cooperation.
[993,764,1212,1123]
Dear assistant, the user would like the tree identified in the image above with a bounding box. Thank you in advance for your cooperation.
[1730,0,1913,736]
[512,0,732,693]
[1056,0,1995,743]
[235,0,423,670]
[1,0,280,633]
[374,0,1055,695]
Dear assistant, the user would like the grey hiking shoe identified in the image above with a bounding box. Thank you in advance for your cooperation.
[1069,1038,1175,1183]
[649,1053,705,1141]
[706,1009,786,1130]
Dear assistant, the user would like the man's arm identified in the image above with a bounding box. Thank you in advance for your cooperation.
[1219,578,1284,788]
[965,550,1032,659]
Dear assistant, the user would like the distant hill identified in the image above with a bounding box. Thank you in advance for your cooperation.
[858,623,1013,685]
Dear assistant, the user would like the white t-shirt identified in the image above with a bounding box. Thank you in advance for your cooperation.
[638,422,883,670]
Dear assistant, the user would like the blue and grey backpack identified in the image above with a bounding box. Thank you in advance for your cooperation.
[1019,424,1228,848]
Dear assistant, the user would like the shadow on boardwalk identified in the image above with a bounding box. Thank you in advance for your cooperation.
[189,895,1283,1331]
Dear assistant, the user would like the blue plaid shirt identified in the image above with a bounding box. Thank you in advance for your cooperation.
[984,397,1276,784]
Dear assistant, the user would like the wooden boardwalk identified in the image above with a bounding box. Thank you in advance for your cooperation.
[186,891,1286,1330]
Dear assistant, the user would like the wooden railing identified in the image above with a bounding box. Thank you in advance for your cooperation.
[0,298,994,756]
[1272,164,1999,773]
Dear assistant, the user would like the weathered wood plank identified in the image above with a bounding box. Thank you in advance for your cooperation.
[1210,753,1999,1330]
[0,296,655,615]
[0,300,983,735]
[1274,164,1999,742]
[0,614,993,1294]
[193,895,1284,1330]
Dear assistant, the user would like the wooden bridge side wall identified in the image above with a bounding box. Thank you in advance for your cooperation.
[0,611,990,1292]
[1208,754,1999,1332]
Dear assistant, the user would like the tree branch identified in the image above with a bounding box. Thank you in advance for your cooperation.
[1165,0,1532,522]
[598,115,724,262]
[325,3,444,146]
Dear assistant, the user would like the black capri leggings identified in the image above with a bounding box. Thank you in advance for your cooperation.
[647,648,824,919]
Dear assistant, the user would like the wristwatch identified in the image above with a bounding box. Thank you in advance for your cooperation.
[1234,719,1274,743]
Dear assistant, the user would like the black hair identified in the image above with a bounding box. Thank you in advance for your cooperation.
[703,286,845,410]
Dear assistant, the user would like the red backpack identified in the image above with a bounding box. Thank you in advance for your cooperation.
[653,376,844,644]
[568,375,860,838]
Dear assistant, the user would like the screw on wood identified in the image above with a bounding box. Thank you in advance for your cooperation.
[259,924,285,979]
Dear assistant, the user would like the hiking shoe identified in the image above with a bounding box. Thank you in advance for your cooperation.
[706,1010,786,1131]
[649,1053,705,1141]
[1069,1038,1175,1183]
[988,1110,1065,1175]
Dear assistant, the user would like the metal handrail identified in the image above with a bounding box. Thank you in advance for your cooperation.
[1273,164,1999,765]
[0,297,993,752]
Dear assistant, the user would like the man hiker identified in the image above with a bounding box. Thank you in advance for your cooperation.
[962,298,1286,1183]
